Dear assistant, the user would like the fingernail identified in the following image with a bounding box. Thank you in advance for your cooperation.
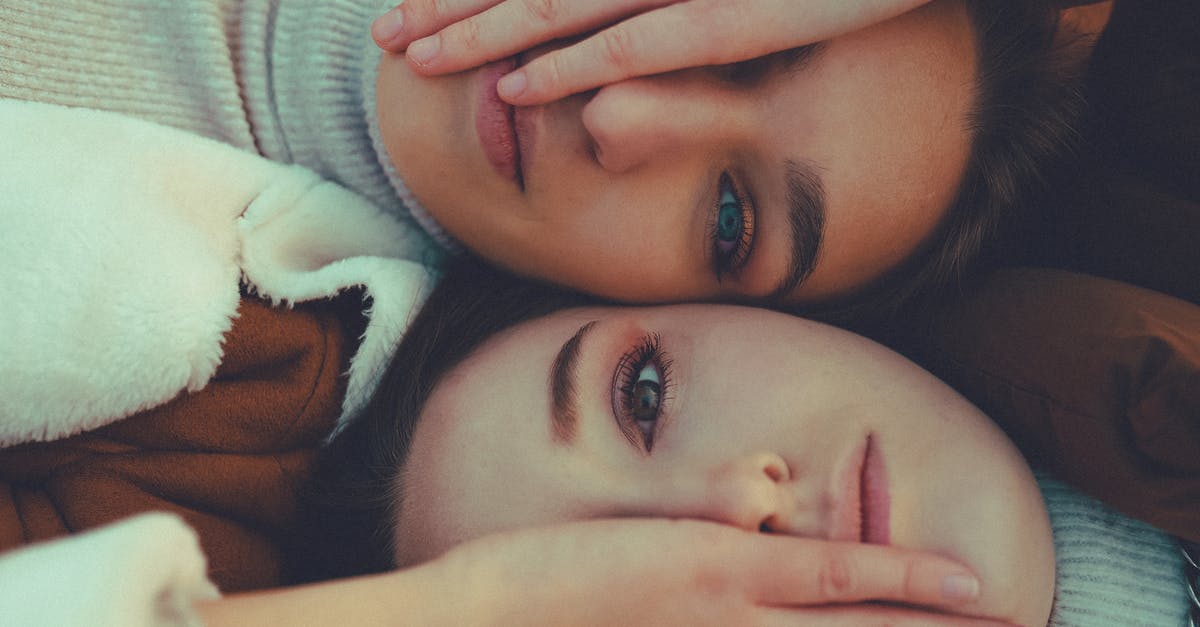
[406,35,440,66]
[497,70,527,100]
[941,573,980,602]
[371,9,404,44]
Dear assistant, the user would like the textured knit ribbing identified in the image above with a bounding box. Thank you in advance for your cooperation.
[1040,477,1189,626]
[0,0,444,257]
[0,1,255,150]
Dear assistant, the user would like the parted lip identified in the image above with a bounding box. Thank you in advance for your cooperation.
[861,434,890,545]
[832,433,890,544]
[475,55,526,190]
[832,438,866,542]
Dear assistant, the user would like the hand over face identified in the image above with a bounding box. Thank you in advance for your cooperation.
[372,0,931,104]
[427,518,1014,626]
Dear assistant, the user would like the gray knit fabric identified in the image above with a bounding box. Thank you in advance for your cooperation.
[0,0,448,258]
[1040,476,1189,626]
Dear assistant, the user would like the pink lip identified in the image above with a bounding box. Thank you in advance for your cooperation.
[832,439,865,542]
[833,434,890,544]
[475,56,526,189]
[861,434,891,544]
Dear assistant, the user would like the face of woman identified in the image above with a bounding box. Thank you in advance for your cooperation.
[395,305,1055,625]
[376,0,977,305]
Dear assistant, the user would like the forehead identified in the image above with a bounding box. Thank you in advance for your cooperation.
[769,0,978,303]
[392,309,592,563]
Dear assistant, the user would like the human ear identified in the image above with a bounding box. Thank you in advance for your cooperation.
[1056,1,1113,61]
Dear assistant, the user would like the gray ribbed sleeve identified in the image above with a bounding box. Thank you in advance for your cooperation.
[0,1,257,150]
[0,0,445,256]
[1041,477,1189,626]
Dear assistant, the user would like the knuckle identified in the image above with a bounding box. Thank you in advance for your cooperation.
[521,0,562,25]
[692,564,734,599]
[450,16,484,51]
[537,52,569,92]
[418,0,451,25]
[817,552,857,600]
[598,27,639,74]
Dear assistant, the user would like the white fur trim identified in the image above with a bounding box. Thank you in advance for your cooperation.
[237,169,436,431]
[0,513,218,627]
[0,100,265,445]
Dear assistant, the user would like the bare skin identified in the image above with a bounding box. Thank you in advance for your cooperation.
[374,0,933,105]
[198,518,1010,626]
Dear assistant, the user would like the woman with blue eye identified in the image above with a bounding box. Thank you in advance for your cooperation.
[4,0,1091,316]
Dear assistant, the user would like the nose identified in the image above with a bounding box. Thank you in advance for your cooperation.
[580,75,742,173]
[688,451,794,532]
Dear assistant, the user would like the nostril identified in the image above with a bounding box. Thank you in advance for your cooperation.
[759,515,780,534]
[760,454,790,483]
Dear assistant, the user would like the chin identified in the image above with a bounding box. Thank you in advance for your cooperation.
[946,462,1056,626]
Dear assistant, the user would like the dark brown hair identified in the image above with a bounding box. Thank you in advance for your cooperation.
[288,258,602,583]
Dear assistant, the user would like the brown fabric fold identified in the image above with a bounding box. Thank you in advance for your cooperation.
[910,268,1200,542]
[0,296,350,592]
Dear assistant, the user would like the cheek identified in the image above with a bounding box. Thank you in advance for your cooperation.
[511,197,703,301]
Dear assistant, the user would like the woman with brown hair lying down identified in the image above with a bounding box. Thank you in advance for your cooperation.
[278,260,1191,627]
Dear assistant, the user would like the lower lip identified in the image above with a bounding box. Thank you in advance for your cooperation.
[475,57,521,185]
[861,434,891,545]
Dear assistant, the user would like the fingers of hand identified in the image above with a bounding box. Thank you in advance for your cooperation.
[757,604,1014,627]
[743,538,981,609]
[405,0,668,74]
[500,0,939,105]
[371,0,502,51]
[500,0,794,104]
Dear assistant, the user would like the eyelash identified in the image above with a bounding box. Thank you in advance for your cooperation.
[708,172,756,280]
[612,333,673,453]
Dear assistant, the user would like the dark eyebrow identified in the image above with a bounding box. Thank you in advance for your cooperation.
[767,159,826,301]
[549,320,598,445]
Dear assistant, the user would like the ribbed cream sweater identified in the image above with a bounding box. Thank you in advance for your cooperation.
[0,0,448,256]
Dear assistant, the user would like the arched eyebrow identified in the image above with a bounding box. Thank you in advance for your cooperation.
[768,159,826,301]
[549,320,598,445]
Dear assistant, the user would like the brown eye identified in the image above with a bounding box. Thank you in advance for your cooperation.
[613,334,672,453]
[630,372,662,423]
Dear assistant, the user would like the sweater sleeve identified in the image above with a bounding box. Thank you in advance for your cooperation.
[0,513,218,627]
[1040,476,1190,626]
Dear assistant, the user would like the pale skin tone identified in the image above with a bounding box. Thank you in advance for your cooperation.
[197,303,1043,627]
[200,520,1011,626]
[396,304,1056,626]
[373,0,934,106]
[373,0,976,305]
[194,6,1004,624]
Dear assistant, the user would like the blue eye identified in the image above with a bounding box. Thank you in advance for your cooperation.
[717,189,742,244]
[711,173,755,278]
